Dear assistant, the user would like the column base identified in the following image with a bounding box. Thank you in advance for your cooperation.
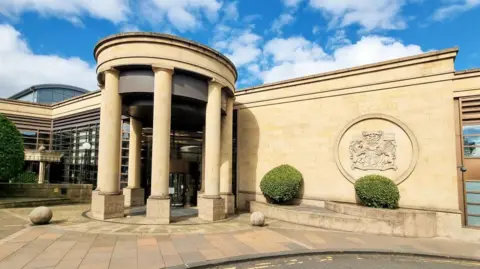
[91,191,124,220]
[146,196,171,224]
[123,187,145,207]
[220,193,235,215]
[198,195,225,221]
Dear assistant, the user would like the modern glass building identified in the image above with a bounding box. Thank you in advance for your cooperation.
[9,84,88,104]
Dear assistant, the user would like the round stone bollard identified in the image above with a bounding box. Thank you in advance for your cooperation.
[29,206,53,225]
[250,212,265,226]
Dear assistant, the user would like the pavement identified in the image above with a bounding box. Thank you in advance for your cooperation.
[0,204,479,269]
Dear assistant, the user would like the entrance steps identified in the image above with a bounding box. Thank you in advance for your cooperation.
[249,201,437,238]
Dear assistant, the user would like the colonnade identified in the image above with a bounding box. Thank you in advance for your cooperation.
[91,66,234,223]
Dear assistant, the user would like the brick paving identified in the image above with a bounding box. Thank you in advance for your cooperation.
[0,205,479,269]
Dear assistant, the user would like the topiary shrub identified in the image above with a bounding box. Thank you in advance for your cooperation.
[0,114,24,182]
[354,174,400,209]
[260,164,303,204]
[11,171,37,183]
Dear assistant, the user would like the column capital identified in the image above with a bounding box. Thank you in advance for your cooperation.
[152,64,174,74]
[103,67,119,76]
[208,79,225,88]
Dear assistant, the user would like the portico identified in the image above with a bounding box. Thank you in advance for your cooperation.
[90,33,237,222]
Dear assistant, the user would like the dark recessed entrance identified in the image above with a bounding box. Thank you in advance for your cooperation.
[119,68,213,209]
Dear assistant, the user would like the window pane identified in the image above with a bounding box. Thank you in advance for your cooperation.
[464,136,480,146]
[466,193,480,203]
[467,216,480,227]
[467,204,480,215]
[463,125,480,135]
[464,147,480,157]
[37,89,54,104]
[53,92,64,102]
[466,181,480,192]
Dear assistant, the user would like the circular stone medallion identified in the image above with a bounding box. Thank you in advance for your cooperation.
[335,114,418,185]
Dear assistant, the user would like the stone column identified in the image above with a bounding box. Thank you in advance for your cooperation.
[91,68,124,220]
[38,161,46,184]
[201,126,206,193]
[220,97,234,215]
[124,117,145,207]
[146,65,173,224]
[198,80,225,221]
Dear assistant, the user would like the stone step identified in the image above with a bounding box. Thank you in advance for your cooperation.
[325,201,436,221]
[249,201,436,238]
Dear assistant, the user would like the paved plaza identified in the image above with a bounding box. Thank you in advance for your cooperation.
[0,205,479,269]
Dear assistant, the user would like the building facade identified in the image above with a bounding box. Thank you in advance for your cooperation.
[0,33,479,230]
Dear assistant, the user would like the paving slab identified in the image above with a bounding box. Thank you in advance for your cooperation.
[0,205,478,269]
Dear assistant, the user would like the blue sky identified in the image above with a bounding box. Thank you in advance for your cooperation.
[0,0,479,97]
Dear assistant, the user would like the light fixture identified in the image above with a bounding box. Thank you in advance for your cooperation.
[81,142,92,150]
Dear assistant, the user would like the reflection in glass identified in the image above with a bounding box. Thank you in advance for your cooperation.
[463,125,480,135]
[52,124,100,185]
[464,147,480,157]
[464,136,480,146]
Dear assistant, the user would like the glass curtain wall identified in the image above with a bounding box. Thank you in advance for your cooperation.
[20,129,50,150]
[51,124,100,184]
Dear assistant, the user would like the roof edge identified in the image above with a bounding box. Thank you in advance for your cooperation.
[455,68,480,75]
[237,47,459,93]
[93,32,238,80]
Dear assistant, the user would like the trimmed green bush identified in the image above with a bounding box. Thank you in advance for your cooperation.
[260,164,303,204]
[354,174,400,209]
[0,114,24,182]
[11,171,37,183]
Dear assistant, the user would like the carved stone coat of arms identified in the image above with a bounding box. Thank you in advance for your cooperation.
[349,131,397,171]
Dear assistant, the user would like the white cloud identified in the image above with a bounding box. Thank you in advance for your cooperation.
[141,0,222,32]
[326,30,351,49]
[120,24,140,32]
[433,0,480,21]
[256,35,423,84]
[212,21,263,68]
[0,24,97,97]
[0,0,129,24]
[312,25,321,34]
[216,30,263,67]
[308,0,407,31]
[271,13,295,35]
[224,1,239,21]
[264,37,327,63]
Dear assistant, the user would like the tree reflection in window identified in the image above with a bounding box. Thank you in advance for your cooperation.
[464,137,476,157]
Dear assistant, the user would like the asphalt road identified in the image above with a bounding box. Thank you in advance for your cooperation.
[211,254,480,269]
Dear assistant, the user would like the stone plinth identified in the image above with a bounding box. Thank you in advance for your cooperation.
[146,196,170,224]
[91,191,124,220]
[123,188,145,207]
[198,196,225,221]
[220,193,235,215]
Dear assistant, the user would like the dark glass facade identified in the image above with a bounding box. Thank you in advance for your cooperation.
[51,124,100,184]
[11,84,88,105]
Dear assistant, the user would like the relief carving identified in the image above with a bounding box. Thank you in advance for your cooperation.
[349,131,397,171]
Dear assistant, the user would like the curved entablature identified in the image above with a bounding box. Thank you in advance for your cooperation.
[94,32,237,95]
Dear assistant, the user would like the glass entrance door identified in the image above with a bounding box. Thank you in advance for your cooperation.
[170,173,186,207]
